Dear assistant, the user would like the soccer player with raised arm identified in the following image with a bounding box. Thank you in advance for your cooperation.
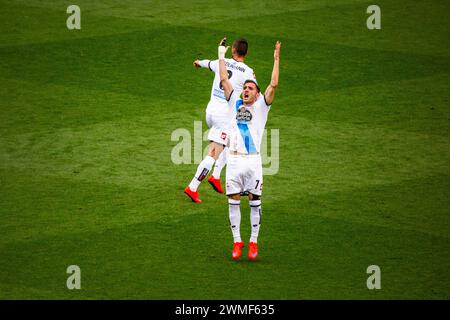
[184,38,257,203]
[218,39,281,260]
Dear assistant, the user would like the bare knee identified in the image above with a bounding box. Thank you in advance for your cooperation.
[228,193,241,201]
[248,193,260,201]
[208,142,224,160]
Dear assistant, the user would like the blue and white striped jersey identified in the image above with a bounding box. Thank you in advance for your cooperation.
[227,91,271,154]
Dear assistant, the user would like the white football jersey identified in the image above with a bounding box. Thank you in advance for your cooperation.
[227,90,271,154]
[205,59,256,116]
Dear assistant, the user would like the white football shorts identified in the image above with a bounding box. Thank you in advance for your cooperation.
[206,113,230,145]
[226,153,263,196]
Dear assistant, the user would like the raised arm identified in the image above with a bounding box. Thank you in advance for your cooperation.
[264,41,281,105]
[218,38,233,100]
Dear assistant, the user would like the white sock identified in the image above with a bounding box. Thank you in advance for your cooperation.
[228,199,242,243]
[212,147,227,179]
[188,155,215,192]
[249,200,262,243]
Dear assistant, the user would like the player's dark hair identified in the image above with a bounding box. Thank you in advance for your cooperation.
[244,79,260,93]
[233,38,248,57]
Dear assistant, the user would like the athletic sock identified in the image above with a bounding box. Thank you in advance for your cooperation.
[228,199,242,243]
[188,155,215,192]
[249,200,262,243]
[212,147,228,179]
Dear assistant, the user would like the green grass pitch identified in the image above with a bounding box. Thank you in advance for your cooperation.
[0,0,449,299]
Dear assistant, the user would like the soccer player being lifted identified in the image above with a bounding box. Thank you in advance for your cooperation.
[219,39,281,260]
[184,38,257,203]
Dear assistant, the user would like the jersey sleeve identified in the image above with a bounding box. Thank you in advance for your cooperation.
[256,95,271,117]
[209,59,219,73]
[227,90,237,104]
[227,90,241,111]
[197,59,211,68]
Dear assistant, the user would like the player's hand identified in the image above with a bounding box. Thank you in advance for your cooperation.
[193,60,201,68]
[218,37,229,60]
[274,41,281,60]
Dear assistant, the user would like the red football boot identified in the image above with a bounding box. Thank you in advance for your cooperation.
[184,186,202,203]
[232,242,245,260]
[207,176,224,194]
[248,242,258,260]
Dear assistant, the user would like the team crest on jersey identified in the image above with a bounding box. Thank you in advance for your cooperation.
[236,106,252,122]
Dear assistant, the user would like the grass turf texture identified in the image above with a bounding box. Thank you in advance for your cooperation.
[0,0,449,299]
